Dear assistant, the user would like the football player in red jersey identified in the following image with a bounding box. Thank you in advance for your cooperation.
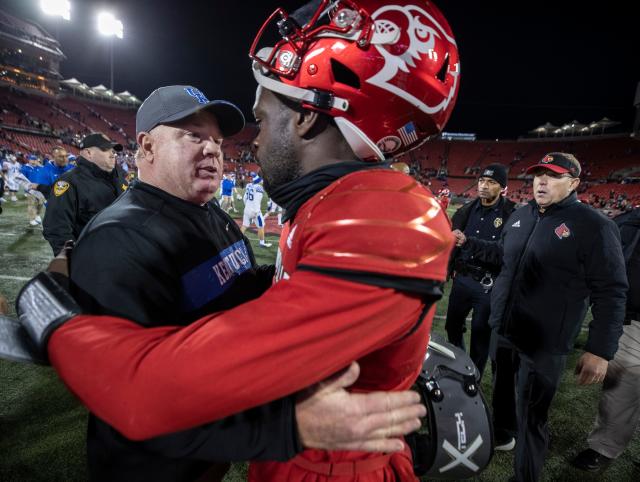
[18,1,460,480]
[437,187,451,211]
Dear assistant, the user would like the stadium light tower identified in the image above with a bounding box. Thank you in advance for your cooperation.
[40,0,71,21]
[97,12,123,92]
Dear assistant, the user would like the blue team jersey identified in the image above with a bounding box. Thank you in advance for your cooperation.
[36,162,74,185]
[221,178,235,196]
[21,164,42,182]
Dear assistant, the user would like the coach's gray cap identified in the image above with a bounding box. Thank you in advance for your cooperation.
[136,85,245,136]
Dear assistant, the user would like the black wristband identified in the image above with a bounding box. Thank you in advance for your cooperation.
[15,272,82,361]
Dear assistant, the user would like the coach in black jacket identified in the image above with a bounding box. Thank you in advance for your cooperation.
[445,164,516,380]
[43,133,127,254]
[457,152,627,482]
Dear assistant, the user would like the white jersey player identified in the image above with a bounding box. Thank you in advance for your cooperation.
[266,198,284,227]
[240,174,271,247]
[2,155,22,201]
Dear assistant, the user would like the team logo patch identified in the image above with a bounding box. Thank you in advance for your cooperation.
[541,155,554,163]
[494,217,503,228]
[53,181,69,197]
[376,135,402,153]
[554,222,571,239]
[121,183,128,191]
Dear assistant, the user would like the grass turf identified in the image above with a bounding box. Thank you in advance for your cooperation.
[0,196,638,481]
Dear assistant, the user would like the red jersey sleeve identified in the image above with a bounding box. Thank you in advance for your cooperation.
[49,274,424,440]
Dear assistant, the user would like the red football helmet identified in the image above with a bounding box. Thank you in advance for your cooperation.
[250,0,460,161]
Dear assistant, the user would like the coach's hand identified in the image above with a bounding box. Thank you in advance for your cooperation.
[0,292,8,315]
[295,361,425,453]
[575,352,608,385]
[47,240,74,278]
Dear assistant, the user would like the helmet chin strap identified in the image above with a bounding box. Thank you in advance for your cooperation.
[252,58,384,161]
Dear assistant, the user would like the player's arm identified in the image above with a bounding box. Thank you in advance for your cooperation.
[42,181,78,255]
[46,270,428,439]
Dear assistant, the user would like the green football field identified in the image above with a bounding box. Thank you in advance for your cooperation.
[0,196,638,481]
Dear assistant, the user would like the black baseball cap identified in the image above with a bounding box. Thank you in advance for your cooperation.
[526,152,581,177]
[136,85,245,137]
[81,133,123,152]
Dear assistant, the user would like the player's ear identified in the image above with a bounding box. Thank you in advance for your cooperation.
[296,109,335,141]
[296,108,321,139]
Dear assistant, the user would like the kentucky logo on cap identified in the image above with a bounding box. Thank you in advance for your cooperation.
[184,87,209,104]
[541,155,554,164]
[554,222,571,239]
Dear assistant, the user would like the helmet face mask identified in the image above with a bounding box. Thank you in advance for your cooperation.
[250,0,460,161]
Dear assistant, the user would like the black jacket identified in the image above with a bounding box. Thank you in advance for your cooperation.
[447,196,516,279]
[464,192,627,359]
[615,208,640,319]
[43,156,128,254]
[69,181,298,482]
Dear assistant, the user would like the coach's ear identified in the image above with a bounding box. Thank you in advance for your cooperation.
[136,131,155,164]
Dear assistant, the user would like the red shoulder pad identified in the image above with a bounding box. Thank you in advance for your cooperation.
[295,170,453,281]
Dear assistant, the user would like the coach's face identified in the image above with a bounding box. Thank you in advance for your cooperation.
[142,110,224,205]
[532,169,580,209]
[252,86,301,194]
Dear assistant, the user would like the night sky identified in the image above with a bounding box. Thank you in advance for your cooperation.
[1,0,638,139]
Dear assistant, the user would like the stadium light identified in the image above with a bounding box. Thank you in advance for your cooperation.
[40,0,71,21]
[97,12,123,39]
[97,12,123,93]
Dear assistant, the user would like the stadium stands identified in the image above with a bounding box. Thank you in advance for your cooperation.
[397,134,640,211]
[1,64,638,209]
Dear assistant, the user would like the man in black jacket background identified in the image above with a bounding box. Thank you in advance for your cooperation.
[42,132,128,254]
[455,152,628,482]
[571,207,640,472]
[445,163,515,382]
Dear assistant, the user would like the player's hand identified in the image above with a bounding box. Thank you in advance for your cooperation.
[575,352,608,385]
[295,362,425,453]
[452,229,466,246]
